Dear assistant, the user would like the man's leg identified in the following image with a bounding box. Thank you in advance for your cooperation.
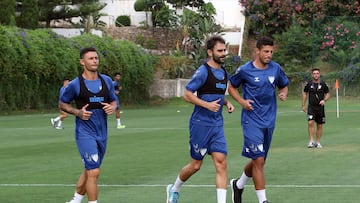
[212,152,227,203]
[67,170,87,203]
[86,168,100,201]
[315,123,323,148]
[252,157,267,203]
[307,120,315,147]
[167,159,203,203]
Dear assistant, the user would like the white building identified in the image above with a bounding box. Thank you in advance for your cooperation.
[98,0,245,54]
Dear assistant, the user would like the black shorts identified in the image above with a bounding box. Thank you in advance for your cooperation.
[307,105,325,124]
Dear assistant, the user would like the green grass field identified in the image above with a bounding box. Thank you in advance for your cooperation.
[0,97,359,203]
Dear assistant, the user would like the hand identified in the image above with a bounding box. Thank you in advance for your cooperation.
[77,104,92,120]
[319,100,326,106]
[226,101,235,113]
[101,102,116,115]
[242,99,254,111]
[302,106,307,112]
[279,92,287,101]
[207,98,221,112]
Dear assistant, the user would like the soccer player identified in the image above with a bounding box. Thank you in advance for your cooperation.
[228,36,289,203]
[112,72,125,129]
[166,35,235,203]
[59,47,117,203]
[51,78,70,129]
[302,68,330,148]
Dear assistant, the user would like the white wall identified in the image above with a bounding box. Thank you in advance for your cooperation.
[99,0,149,26]
[207,0,245,29]
[99,0,245,28]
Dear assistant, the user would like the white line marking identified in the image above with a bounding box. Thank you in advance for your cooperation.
[0,184,359,188]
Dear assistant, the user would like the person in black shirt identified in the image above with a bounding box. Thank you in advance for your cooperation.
[302,68,330,148]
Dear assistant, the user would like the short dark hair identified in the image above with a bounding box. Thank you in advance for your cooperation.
[312,67,320,72]
[206,35,226,51]
[80,47,98,59]
[114,72,121,77]
[256,36,274,49]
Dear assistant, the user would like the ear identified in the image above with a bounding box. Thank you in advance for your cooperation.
[207,49,212,57]
[80,59,85,66]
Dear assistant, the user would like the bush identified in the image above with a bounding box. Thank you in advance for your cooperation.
[0,26,157,112]
[115,15,131,27]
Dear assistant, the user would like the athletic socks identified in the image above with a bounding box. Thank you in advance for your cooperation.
[69,192,84,203]
[236,172,251,189]
[256,189,267,203]
[172,175,184,192]
[116,118,121,126]
[216,188,227,203]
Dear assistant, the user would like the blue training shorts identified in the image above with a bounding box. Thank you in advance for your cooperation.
[76,138,107,170]
[189,122,227,160]
[241,124,274,160]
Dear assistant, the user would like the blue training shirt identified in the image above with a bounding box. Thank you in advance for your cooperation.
[186,64,228,126]
[229,60,289,128]
[60,74,117,141]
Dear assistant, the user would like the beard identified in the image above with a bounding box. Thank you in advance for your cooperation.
[213,55,225,64]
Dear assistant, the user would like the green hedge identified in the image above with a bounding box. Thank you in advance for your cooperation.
[0,26,156,112]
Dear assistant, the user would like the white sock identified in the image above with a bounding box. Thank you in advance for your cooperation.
[216,188,227,203]
[54,116,61,122]
[70,192,84,203]
[57,120,62,127]
[117,118,121,125]
[236,172,251,189]
[172,175,184,192]
[256,189,267,203]
[88,201,97,203]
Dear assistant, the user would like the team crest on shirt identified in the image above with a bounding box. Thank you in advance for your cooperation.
[268,76,275,84]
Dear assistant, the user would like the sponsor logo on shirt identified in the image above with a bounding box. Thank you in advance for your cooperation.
[89,96,105,103]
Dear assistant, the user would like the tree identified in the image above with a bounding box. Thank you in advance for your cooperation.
[0,0,16,26]
[37,0,105,28]
[18,0,39,29]
[238,0,360,36]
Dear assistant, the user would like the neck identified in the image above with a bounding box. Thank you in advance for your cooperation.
[252,59,268,69]
[82,71,98,80]
[207,60,221,69]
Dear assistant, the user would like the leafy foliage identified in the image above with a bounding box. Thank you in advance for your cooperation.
[0,26,156,111]
[17,0,39,29]
[0,0,16,26]
[115,15,131,27]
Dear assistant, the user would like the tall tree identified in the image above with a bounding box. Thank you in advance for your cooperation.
[18,0,39,29]
[0,0,16,26]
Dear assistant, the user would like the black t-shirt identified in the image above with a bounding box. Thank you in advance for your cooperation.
[303,81,329,106]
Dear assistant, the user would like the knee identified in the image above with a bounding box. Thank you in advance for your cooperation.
[87,168,100,179]
[253,157,265,168]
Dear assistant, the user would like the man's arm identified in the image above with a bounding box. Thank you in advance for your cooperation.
[278,86,288,101]
[183,89,221,112]
[302,92,308,112]
[59,102,81,117]
[228,84,253,111]
[319,92,330,106]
